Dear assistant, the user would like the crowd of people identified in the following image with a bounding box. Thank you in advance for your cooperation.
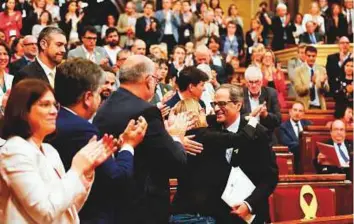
[0,0,352,223]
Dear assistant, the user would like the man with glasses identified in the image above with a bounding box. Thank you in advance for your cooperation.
[207,84,278,223]
[113,49,132,88]
[242,66,281,145]
[9,35,38,77]
[68,25,109,65]
[13,27,67,88]
[326,36,352,96]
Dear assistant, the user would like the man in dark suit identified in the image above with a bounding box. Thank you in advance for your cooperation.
[210,84,278,223]
[279,101,312,172]
[9,35,38,76]
[93,55,188,223]
[51,58,146,223]
[325,36,352,95]
[271,3,296,51]
[299,21,324,44]
[314,119,352,180]
[135,1,161,54]
[165,66,209,109]
[13,27,67,87]
[242,66,282,145]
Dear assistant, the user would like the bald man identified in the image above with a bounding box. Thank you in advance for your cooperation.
[132,39,147,55]
[93,55,187,223]
[326,36,352,96]
[9,35,38,76]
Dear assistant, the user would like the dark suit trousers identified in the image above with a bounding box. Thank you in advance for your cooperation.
[162,34,176,56]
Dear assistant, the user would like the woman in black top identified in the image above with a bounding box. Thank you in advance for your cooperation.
[326,3,348,44]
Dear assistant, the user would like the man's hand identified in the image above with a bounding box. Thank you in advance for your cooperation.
[250,102,266,117]
[259,104,268,118]
[182,135,203,155]
[157,103,171,118]
[161,90,175,104]
[231,203,251,219]
[100,58,109,66]
[317,152,332,166]
[119,116,148,148]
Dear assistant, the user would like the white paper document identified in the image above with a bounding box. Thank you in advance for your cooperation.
[221,166,256,224]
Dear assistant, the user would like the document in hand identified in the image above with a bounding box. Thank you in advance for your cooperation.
[316,142,341,167]
[221,166,256,224]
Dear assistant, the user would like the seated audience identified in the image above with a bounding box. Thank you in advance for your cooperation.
[166,66,209,109]
[67,26,109,65]
[326,3,348,44]
[184,41,195,66]
[299,21,324,44]
[51,58,146,223]
[261,50,287,108]
[9,35,38,77]
[0,42,13,107]
[249,43,265,68]
[314,119,352,180]
[294,46,329,110]
[327,106,354,128]
[150,44,167,59]
[208,35,225,68]
[9,37,24,62]
[0,79,118,223]
[279,101,312,172]
[302,1,325,35]
[131,39,147,56]
[271,3,295,51]
[242,66,282,145]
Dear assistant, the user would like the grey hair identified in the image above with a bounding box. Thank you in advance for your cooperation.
[216,84,244,103]
[119,55,155,83]
[37,26,66,52]
[244,65,263,80]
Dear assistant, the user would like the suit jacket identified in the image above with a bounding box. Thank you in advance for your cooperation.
[155,10,181,42]
[279,119,312,153]
[242,87,282,144]
[194,21,219,46]
[294,63,330,109]
[326,14,348,44]
[67,46,108,64]
[50,108,134,223]
[207,117,278,223]
[271,16,296,51]
[0,136,91,224]
[135,16,161,49]
[313,139,352,180]
[171,123,258,221]
[299,32,324,44]
[12,59,49,86]
[93,87,187,223]
[116,13,141,48]
[326,52,352,95]
[9,57,33,77]
[150,83,172,105]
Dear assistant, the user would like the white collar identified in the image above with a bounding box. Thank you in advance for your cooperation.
[226,115,241,133]
[82,45,95,55]
[36,56,56,76]
[248,89,261,100]
[62,106,78,116]
[177,91,184,100]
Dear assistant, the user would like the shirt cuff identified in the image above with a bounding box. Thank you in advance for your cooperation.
[247,117,258,128]
[120,144,134,156]
[243,201,253,213]
[172,136,182,144]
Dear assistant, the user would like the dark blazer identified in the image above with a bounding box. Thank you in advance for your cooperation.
[12,59,49,86]
[93,87,187,223]
[242,87,282,144]
[9,57,33,77]
[211,63,227,84]
[299,32,324,44]
[150,83,172,105]
[326,14,348,44]
[135,16,161,51]
[313,139,352,180]
[171,123,258,221]
[49,108,134,223]
[206,117,278,223]
[271,16,296,51]
[165,92,206,110]
[279,119,312,154]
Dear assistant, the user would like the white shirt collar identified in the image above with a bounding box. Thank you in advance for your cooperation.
[36,56,56,76]
[226,115,241,133]
[82,45,95,56]
[62,106,78,116]
[177,91,184,100]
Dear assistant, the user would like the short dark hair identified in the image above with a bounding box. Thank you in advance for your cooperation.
[105,27,119,38]
[172,45,186,55]
[2,79,53,139]
[37,26,66,52]
[207,34,220,46]
[10,37,23,54]
[0,41,11,61]
[55,58,104,107]
[144,1,155,10]
[305,46,317,54]
[81,25,97,38]
[259,1,268,7]
[176,66,209,92]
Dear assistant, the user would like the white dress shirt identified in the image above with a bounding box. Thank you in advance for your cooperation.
[290,119,303,138]
[37,57,56,88]
[164,10,173,35]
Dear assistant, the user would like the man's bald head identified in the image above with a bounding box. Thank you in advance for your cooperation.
[119,55,155,83]
[194,45,211,65]
[339,36,350,54]
[22,35,38,58]
[132,39,147,55]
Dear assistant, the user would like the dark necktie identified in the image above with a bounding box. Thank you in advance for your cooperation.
[310,69,316,101]
[337,143,349,163]
[295,122,300,138]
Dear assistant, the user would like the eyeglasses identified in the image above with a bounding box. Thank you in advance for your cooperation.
[23,43,37,46]
[36,101,60,111]
[83,36,97,41]
[210,101,236,108]
[247,80,261,85]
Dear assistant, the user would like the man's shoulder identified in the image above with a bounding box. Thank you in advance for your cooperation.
[19,60,41,75]
[57,109,98,133]
[280,120,291,129]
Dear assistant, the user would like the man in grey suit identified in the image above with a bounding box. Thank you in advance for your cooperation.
[67,26,109,65]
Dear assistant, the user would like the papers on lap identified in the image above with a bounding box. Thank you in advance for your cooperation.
[222,166,256,224]
[316,142,341,167]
